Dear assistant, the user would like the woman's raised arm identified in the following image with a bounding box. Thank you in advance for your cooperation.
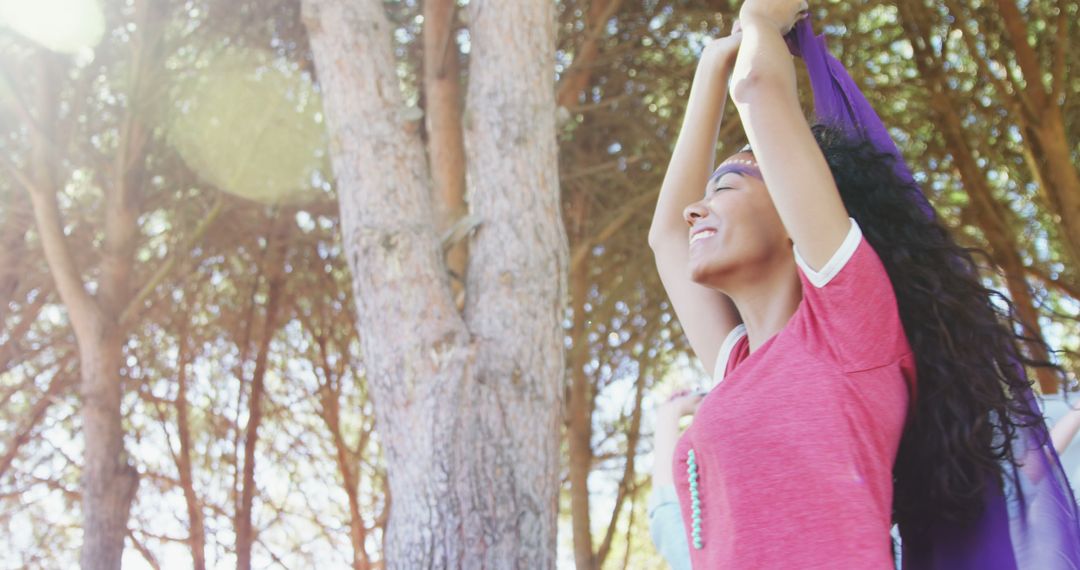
[728,1,851,275]
[647,24,743,376]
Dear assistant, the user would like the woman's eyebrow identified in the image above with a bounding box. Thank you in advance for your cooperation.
[708,171,744,187]
[709,165,756,183]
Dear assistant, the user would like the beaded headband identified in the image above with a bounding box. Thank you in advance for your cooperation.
[717,158,757,168]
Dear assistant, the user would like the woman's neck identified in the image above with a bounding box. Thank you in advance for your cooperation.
[721,261,802,353]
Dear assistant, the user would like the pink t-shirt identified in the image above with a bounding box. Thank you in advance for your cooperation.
[673,217,916,569]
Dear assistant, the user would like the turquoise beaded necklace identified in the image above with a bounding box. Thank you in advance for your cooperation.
[687,448,702,549]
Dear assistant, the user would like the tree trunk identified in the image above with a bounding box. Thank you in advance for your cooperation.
[236,222,289,570]
[174,325,207,570]
[302,1,568,567]
[23,46,144,567]
[1023,114,1080,273]
[309,317,373,570]
[596,362,647,566]
[566,190,596,570]
[422,0,469,312]
[78,330,140,569]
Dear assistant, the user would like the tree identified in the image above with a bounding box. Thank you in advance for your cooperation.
[302,0,569,566]
[6,2,167,564]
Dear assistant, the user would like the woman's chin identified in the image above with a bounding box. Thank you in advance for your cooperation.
[688,261,717,285]
[688,253,735,286]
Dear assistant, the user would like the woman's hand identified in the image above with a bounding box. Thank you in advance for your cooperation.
[652,387,707,489]
[739,0,809,34]
[700,18,743,71]
[656,388,707,424]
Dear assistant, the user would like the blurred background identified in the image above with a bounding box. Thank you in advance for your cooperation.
[0,0,1077,568]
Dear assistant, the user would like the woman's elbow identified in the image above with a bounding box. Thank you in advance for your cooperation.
[729,68,791,106]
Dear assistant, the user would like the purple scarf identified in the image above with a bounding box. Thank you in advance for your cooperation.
[785,15,1080,569]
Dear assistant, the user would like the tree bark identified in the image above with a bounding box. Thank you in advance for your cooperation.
[302,1,568,567]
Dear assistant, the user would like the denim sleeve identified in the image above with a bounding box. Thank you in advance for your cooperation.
[648,484,692,570]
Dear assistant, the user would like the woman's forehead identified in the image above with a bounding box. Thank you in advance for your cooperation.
[710,152,759,184]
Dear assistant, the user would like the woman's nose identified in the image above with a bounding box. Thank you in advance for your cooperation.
[683,200,708,227]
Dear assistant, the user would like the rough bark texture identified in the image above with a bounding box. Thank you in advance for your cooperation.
[301,1,568,567]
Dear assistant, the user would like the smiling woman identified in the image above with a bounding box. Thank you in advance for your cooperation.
[647,7,1080,570]
[0,0,104,54]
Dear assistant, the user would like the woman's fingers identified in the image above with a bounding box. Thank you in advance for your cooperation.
[664,389,691,404]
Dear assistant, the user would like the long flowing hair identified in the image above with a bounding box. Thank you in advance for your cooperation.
[767,122,1069,531]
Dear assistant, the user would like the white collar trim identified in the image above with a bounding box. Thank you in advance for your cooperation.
[792,217,862,288]
[709,323,747,391]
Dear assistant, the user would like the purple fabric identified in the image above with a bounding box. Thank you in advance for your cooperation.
[785,15,1080,569]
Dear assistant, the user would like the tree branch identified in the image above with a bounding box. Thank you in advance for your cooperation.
[1050,0,1069,104]
[994,0,1048,108]
[119,194,227,327]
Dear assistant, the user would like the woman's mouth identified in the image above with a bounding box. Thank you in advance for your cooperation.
[690,229,717,245]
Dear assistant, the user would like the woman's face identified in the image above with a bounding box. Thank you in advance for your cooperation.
[682,153,791,287]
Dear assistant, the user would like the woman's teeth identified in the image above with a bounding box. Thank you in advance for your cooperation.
[690,229,717,244]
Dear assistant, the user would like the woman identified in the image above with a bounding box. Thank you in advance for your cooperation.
[646,1,1080,568]
[650,392,1080,569]
[649,388,906,569]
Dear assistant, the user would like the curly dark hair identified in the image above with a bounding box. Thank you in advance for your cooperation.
[746,122,1067,537]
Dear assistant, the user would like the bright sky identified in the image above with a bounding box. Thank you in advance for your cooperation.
[0,0,104,54]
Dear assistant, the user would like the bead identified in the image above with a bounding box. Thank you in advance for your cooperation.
[687,446,703,549]
[718,158,757,168]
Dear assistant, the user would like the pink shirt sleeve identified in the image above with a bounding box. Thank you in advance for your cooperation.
[792,217,912,372]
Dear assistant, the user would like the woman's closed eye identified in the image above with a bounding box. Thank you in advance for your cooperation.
[707,186,734,196]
